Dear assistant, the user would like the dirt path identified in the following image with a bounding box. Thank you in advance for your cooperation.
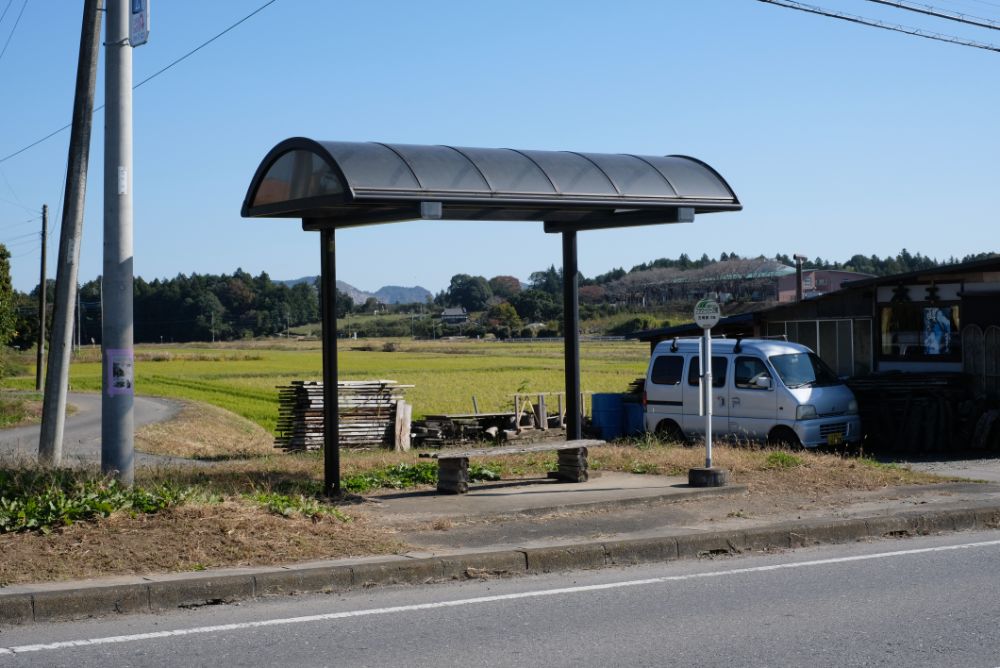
[0,393,185,466]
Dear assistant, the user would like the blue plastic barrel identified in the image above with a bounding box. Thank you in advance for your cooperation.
[591,393,624,440]
[622,402,645,436]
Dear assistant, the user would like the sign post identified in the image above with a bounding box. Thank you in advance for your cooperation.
[690,297,728,488]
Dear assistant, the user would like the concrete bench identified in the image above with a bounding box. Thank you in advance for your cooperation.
[427,439,606,494]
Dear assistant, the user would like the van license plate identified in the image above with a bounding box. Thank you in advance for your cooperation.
[826,433,844,445]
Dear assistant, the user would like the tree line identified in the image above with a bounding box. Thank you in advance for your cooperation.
[1,247,996,348]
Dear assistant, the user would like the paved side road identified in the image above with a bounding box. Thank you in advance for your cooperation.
[1,531,998,667]
[0,393,182,466]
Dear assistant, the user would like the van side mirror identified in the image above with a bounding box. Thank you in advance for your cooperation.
[754,376,772,390]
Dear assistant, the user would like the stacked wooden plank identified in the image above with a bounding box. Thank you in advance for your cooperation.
[846,373,974,454]
[274,380,411,451]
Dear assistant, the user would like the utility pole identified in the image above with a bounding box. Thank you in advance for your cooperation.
[35,204,47,391]
[39,1,103,466]
[102,0,136,483]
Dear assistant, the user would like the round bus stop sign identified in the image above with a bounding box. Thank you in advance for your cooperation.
[694,298,721,329]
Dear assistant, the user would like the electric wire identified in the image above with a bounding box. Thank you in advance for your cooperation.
[0,0,281,165]
[0,0,27,66]
[866,0,1000,29]
[756,0,1000,52]
[0,194,37,213]
[0,0,14,31]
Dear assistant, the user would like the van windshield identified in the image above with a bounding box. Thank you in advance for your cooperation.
[768,352,841,389]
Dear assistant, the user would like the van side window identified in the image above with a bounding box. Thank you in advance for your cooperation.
[650,355,683,385]
[687,356,727,387]
[735,356,771,389]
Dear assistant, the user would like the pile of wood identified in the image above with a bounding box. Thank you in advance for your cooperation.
[846,373,977,453]
[274,380,413,451]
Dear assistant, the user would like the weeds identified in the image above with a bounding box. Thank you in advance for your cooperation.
[247,491,351,521]
[0,467,198,534]
[763,451,804,469]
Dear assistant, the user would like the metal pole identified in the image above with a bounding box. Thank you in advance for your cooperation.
[39,0,102,465]
[320,228,340,496]
[102,0,134,483]
[704,327,713,469]
[35,204,47,391]
[561,230,581,439]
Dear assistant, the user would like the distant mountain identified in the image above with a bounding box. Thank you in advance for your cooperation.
[375,285,432,305]
[278,276,429,305]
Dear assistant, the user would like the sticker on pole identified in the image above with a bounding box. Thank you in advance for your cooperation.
[694,298,721,330]
[107,349,135,396]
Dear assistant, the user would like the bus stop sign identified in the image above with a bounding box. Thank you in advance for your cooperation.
[694,298,721,330]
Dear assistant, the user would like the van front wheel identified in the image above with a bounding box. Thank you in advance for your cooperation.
[767,426,802,449]
[655,420,687,445]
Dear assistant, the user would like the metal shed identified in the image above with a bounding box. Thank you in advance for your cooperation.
[242,138,741,495]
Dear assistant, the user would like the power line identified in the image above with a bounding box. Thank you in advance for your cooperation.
[0,0,281,165]
[866,0,1000,29]
[756,0,1000,52]
[0,0,14,28]
[0,0,26,66]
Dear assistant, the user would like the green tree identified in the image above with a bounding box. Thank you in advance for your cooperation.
[0,245,16,347]
[446,274,492,311]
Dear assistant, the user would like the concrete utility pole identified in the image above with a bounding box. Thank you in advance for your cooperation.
[102,0,136,483]
[35,204,47,391]
[39,1,103,465]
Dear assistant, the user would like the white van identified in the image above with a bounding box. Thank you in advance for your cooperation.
[643,338,861,448]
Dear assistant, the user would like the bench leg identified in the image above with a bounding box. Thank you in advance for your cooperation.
[438,457,470,494]
[548,447,588,483]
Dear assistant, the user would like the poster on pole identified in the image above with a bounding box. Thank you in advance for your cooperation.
[130,0,150,47]
[107,349,135,396]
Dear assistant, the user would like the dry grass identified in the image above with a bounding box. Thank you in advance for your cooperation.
[135,400,273,460]
[0,501,403,587]
[0,402,950,587]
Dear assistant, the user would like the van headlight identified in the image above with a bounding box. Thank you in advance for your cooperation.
[847,399,858,415]
[796,405,818,420]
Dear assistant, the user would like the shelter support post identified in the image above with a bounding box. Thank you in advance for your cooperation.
[561,230,582,440]
[320,228,340,497]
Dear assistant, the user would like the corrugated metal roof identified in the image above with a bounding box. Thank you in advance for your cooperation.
[241,139,741,229]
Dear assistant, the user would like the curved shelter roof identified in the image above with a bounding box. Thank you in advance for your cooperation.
[242,139,741,229]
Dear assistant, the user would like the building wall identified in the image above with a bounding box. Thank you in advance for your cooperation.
[777,270,874,303]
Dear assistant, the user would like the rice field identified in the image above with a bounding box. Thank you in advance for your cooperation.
[6,339,650,434]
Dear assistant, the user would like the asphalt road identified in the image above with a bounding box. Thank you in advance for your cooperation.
[0,393,182,466]
[2,530,999,667]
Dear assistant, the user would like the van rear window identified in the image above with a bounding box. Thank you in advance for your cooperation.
[687,356,727,387]
[650,355,683,385]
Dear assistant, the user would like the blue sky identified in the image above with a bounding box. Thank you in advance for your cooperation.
[1,0,997,294]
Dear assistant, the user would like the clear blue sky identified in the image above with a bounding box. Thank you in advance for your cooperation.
[1,0,997,294]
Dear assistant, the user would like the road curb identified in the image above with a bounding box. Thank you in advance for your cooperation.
[3,500,1000,626]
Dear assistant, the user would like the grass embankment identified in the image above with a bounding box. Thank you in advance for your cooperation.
[0,421,941,587]
[0,392,43,428]
[4,339,651,433]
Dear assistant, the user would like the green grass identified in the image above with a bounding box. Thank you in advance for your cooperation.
[0,393,34,428]
[3,339,650,434]
[0,466,199,534]
[763,451,804,469]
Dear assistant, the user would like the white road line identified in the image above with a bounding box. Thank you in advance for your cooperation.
[4,538,1000,656]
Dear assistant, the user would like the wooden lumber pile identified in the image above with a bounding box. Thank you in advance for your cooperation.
[274,380,412,451]
[846,373,976,454]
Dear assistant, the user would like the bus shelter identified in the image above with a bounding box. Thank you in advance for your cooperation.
[242,139,741,495]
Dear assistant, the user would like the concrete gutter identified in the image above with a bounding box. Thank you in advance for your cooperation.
[3,499,999,626]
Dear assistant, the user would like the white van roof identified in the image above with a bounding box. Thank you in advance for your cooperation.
[651,337,812,357]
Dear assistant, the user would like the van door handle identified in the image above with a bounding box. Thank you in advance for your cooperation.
[719,397,725,406]
[731,397,741,406]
